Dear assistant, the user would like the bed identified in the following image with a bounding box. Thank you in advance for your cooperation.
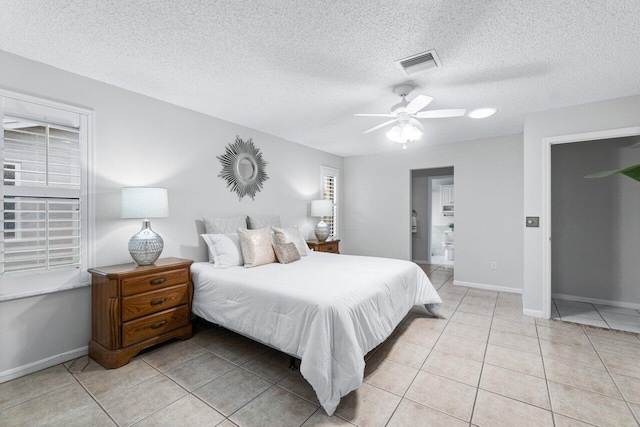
[191,250,441,415]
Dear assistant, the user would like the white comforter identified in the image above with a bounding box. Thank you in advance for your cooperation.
[191,251,441,415]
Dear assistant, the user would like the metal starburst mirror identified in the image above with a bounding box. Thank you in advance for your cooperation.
[217,136,269,200]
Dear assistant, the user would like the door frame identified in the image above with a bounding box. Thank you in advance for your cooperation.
[541,126,640,318]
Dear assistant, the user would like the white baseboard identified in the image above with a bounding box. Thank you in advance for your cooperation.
[523,308,545,318]
[453,280,522,294]
[0,346,88,384]
[413,259,430,265]
[552,293,640,310]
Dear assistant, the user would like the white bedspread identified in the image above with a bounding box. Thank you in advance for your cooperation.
[191,251,441,415]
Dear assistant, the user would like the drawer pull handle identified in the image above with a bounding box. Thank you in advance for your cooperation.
[151,320,167,329]
[150,297,166,306]
[150,278,166,285]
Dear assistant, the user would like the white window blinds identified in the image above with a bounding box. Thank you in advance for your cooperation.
[321,166,339,238]
[0,89,91,297]
[2,117,82,275]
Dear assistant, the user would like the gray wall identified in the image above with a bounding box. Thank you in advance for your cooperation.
[523,95,640,315]
[344,134,523,292]
[411,168,453,262]
[0,50,343,379]
[551,136,640,304]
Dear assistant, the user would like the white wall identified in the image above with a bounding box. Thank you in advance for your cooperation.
[343,134,523,293]
[551,136,640,304]
[523,95,640,315]
[0,50,342,378]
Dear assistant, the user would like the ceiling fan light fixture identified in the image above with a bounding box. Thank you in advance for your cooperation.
[386,122,423,144]
[468,108,498,119]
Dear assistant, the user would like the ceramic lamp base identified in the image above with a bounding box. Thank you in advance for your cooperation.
[314,220,330,242]
[129,220,164,265]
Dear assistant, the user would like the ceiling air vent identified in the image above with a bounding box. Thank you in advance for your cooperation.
[396,49,441,75]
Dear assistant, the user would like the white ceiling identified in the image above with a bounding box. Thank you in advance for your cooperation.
[1,1,640,157]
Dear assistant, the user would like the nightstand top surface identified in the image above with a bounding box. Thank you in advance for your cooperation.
[307,239,340,244]
[88,257,193,278]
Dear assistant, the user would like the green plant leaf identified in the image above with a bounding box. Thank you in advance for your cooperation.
[585,164,640,183]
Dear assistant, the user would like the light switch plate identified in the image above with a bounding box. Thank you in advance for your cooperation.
[526,217,539,227]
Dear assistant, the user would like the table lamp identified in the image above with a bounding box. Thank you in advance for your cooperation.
[121,187,169,265]
[311,199,333,242]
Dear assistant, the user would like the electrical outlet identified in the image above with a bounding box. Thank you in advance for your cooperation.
[491,262,498,270]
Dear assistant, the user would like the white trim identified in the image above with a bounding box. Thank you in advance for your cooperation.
[523,308,545,318]
[413,259,430,264]
[552,293,640,311]
[453,280,522,294]
[0,88,93,115]
[0,346,88,384]
[541,126,640,320]
[0,281,90,302]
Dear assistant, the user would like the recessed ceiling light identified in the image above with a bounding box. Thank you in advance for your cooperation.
[468,108,497,119]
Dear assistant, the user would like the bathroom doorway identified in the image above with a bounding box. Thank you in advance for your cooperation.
[411,167,454,266]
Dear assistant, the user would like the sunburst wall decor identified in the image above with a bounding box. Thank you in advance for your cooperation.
[217,136,269,200]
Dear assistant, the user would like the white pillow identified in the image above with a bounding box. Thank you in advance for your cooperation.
[200,234,244,268]
[247,215,281,230]
[238,227,276,268]
[272,226,309,257]
[203,216,247,234]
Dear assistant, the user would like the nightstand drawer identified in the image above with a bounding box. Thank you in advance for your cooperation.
[121,268,189,296]
[121,284,189,322]
[122,305,189,347]
[321,243,339,253]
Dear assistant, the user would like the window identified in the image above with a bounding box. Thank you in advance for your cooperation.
[1,91,92,297]
[320,166,339,238]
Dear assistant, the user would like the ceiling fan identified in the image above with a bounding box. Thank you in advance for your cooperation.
[356,84,496,148]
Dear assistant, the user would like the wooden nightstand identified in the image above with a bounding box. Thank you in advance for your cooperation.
[307,239,340,254]
[88,257,194,369]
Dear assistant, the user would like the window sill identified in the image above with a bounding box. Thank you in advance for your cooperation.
[0,281,91,303]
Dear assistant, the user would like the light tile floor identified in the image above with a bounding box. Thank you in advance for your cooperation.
[2,265,640,426]
[552,298,640,333]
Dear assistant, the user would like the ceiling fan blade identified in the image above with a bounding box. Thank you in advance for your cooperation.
[406,95,434,114]
[415,109,467,118]
[362,119,397,134]
[354,113,396,117]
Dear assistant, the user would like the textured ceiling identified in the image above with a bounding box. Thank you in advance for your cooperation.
[1,1,640,156]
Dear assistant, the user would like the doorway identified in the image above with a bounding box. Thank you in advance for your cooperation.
[542,126,640,329]
[411,167,454,266]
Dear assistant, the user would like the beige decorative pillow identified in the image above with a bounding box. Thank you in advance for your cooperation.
[273,243,301,264]
[238,227,276,268]
[272,226,308,257]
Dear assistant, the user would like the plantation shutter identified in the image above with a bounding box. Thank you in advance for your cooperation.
[321,166,339,238]
[2,115,82,275]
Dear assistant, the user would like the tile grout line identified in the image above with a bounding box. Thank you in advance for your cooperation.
[535,318,556,427]
[381,276,464,426]
[581,326,640,425]
[70,368,121,427]
[0,369,77,414]
[114,358,188,426]
[466,289,499,425]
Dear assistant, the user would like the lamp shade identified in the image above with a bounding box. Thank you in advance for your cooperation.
[121,187,169,219]
[311,199,333,217]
